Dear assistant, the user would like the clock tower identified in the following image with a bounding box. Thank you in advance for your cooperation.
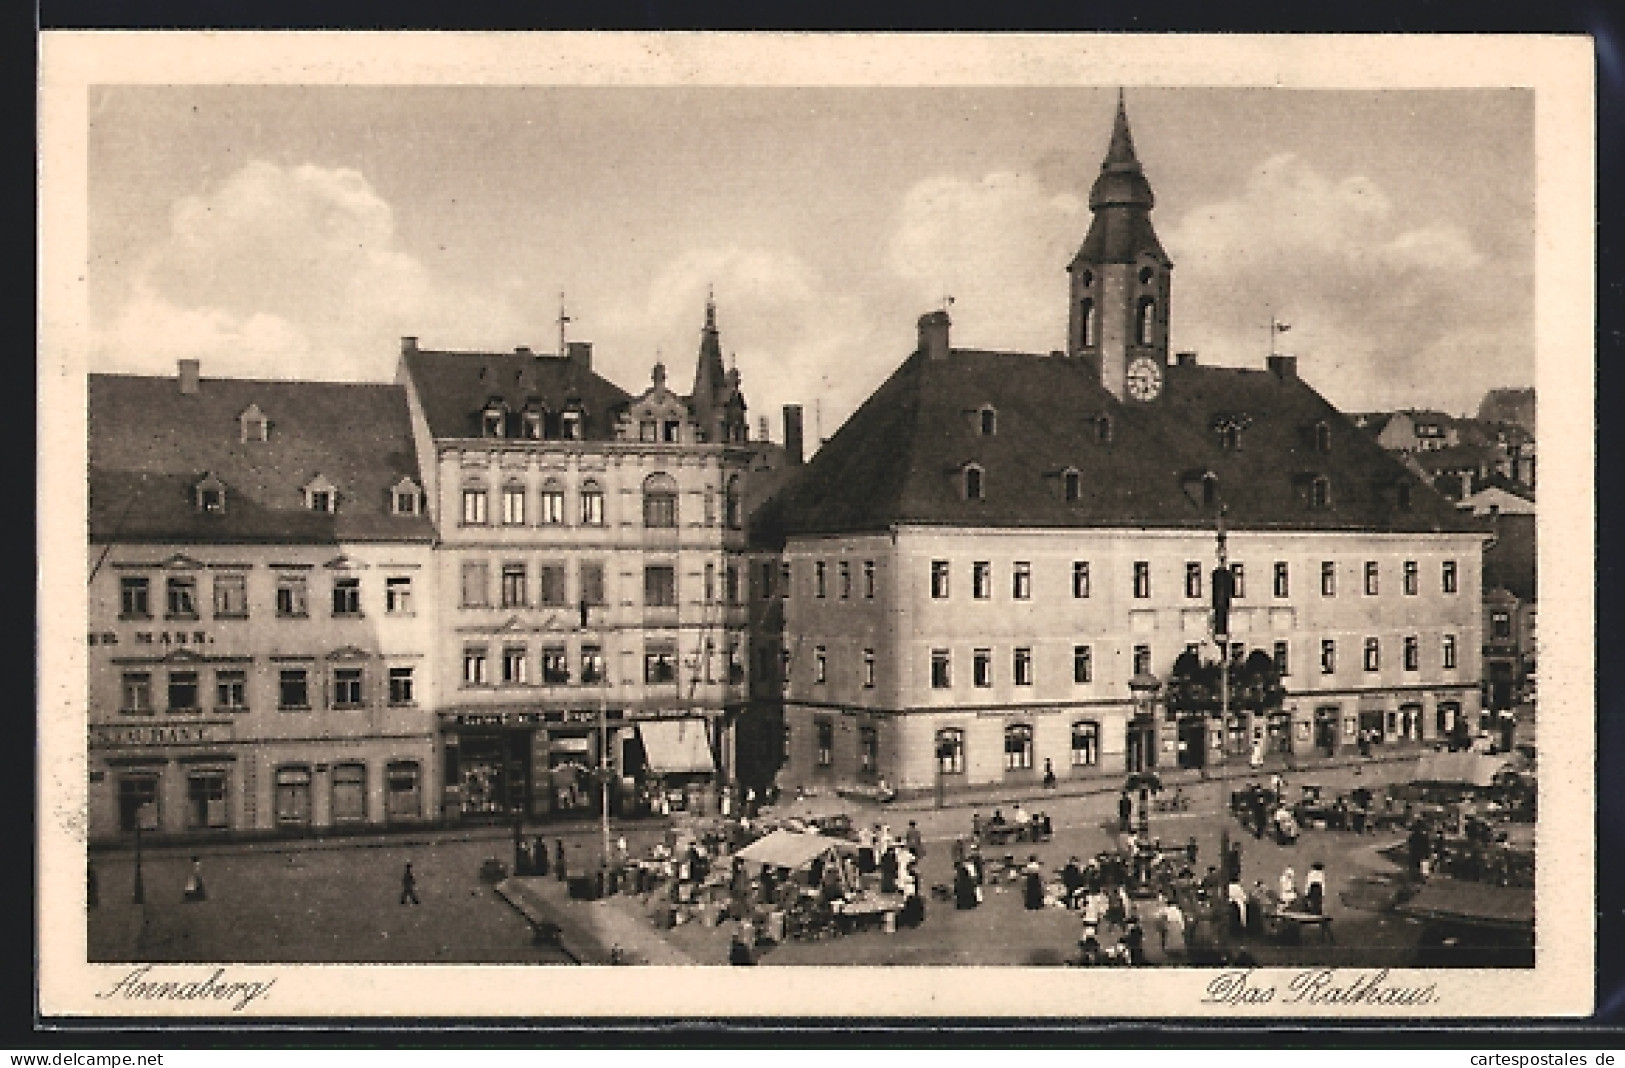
[1067,91,1172,403]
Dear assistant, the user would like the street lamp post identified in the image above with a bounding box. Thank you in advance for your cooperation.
[131,818,144,905]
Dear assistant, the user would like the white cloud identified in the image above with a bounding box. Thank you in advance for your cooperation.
[93,160,527,381]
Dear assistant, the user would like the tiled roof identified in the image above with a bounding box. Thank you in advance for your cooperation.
[400,347,631,440]
[89,374,435,544]
[756,348,1483,541]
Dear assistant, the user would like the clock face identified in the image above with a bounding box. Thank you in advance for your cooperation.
[1126,357,1163,401]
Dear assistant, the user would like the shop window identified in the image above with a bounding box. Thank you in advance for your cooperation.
[931,560,950,599]
[579,482,605,526]
[1320,561,1336,597]
[930,649,952,689]
[816,720,835,767]
[388,666,415,704]
[1185,562,1203,599]
[1012,561,1032,600]
[332,576,362,617]
[276,573,308,617]
[1073,561,1091,598]
[644,643,677,685]
[1442,634,1458,670]
[1273,641,1290,677]
[462,646,488,686]
[275,767,312,826]
[814,647,828,685]
[1320,640,1336,675]
[215,669,247,711]
[644,565,677,608]
[386,762,421,821]
[120,576,151,619]
[1133,644,1152,677]
[211,573,248,619]
[120,672,153,715]
[1273,561,1290,599]
[580,644,605,685]
[1133,561,1151,599]
[1442,560,1459,594]
[331,764,366,823]
[1071,721,1100,768]
[863,648,876,688]
[539,482,565,525]
[1403,560,1419,596]
[460,561,489,607]
[333,666,364,707]
[972,561,992,600]
[278,668,310,709]
[186,770,229,829]
[1364,638,1381,672]
[117,775,159,833]
[1014,647,1034,686]
[972,648,992,688]
[501,485,527,526]
[1004,723,1034,771]
[502,646,528,685]
[1074,645,1094,684]
[385,576,413,615]
[643,474,679,528]
[167,670,200,712]
[166,576,198,620]
[1364,561,1379,596]
[1404,636,1420,672]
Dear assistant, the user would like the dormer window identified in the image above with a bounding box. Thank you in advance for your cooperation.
[194,473,227,514]
[391,477,423,517]
[522,407,544,440]
[561,410,583,440]
[979,406,997,436]
[663,420,681,443]
[482,400,507,438]
[963,463,985,501]
[238,404,269,443]
[304,475,337,514]
[1213,414,1251,452]
[1063,468,1081,502]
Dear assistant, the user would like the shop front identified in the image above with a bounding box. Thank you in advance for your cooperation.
[632,717,718,814]
[1313,705,1341,756]
[90,720,240,842]
[440,708,627,821]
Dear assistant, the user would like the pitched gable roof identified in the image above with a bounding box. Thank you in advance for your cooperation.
[400,347,631,440]
[90,374,435,544]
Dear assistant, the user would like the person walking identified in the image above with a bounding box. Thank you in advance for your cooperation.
[1043,758,1057,789]
[183,856,207,903]
[1023,855,1045,911]
[400,861,420,905]
[905,820,924,859]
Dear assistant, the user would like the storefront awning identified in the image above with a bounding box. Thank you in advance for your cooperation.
[736,829,850,869]
[1413,750,1513,788]
[638,719,715,775]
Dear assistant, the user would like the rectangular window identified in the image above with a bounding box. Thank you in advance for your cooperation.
[388,666,415,704]
[1320,640,1336,675]
[331,764,366,822]
[499,564,528,608]
[839,561,852,598]
[1442,560,1459,594]
[278,668,310,709]
[386,762,421,821]
[1004,725,1034,771]
[815,561,827,598]
[816,720,834,767]
[212,573,248,619]
[538,564,567,606]
[644,565,677,607]
[462,646,488,686]
[1443,634,1458,669]
[1404,636,1420,671]
[1074,645,1093,684]
[1185,562,1203,599]
[759,561,774,599]
[1013,646,1034,686]
[333,666,364,707]
[332,576,362,616]
[644,643,677,685]
[931,560,951,599]
[502,486,526,525]
[972,648,992,688]
[167,670,200,712]
[1230,563,1246,599]
[538,488,565,525]
[1073,561,1091,598]
[643,491,677,528]
[120,672,152,715]
[579,562,605,607]
[1364,637,1380,672]
[276,574,308,617]
[1320,561,1336,597]
[781,562,793,598]
[972,561,992,599]
[703,562,716,604]
[1364,561,1379,595]
[863,648,876,688]
[1133,561,1151,599]
[275,767,311,826]
[1403,560,1419,596]
[580,644,605,685]
[858,726,879,774]
[462,488,488,525]
[936,729,965,775]
[120,577,151,619]
[864,560,876,598]
[813,647,827,684]
[374,576,409,617]
[1133,644,1152,677]
[215,669,247,711]
[722,563,739,607]
[1012,561,1032,600]
[541,645,569,685]
[1491,611,1512,640]
[118,775,160,832]
[460,561,489,607]
[930,648,952,689]
[501,646,528,685]
[1273,561,1290,599]
[579,487,605,526]
[1071,722,1100,767]
[1273,641,1289,677]
[186,771,229,829]
[166,576,199,619]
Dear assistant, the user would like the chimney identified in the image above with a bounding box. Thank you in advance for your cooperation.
[515,345,532,357]
[917,310,951,361]
[401,336,419,354]
[566,340,593,372]
[1176,351,1198,367]
[178,359,200,395]
[783,404,805,465]
[1267,354,1297,380]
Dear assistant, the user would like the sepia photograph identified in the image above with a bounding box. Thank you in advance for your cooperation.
[38,32,1594,1019]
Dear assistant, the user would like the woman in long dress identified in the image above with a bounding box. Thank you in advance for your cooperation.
[1278,866,1298,910]
[955,860,979,910]
[1023,856,1045,910]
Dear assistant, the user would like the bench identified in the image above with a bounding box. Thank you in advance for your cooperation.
[1269,909,1334,944]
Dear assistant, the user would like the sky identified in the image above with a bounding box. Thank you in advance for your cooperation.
[87,85,1535,446]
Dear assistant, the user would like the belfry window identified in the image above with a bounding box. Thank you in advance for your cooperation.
[1078,298,1095,347]
[1136,297,1156,346]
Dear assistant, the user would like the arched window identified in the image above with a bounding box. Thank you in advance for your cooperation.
[963,464,985,501]
[642,473,678,528]
[1078,298,1096,347]
[1071,721,1100,767]
[538,479,565,525]
[936,727,965,775]
[1064,468,1082,502]
[724,475,742,529]
[1136,297,1156,346]
[579,479,604,526]
[1003,723,1034,771]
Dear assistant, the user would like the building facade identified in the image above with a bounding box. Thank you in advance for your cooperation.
[750,96,1486,798]
[87,366,440,842]
[397,302,755,820]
